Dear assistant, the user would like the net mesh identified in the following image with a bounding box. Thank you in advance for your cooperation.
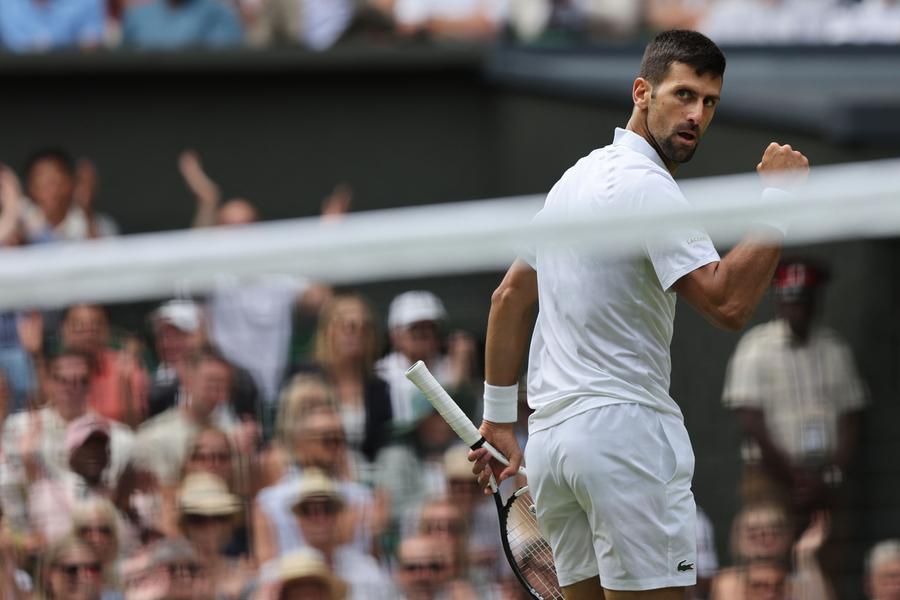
[505,490,563,600]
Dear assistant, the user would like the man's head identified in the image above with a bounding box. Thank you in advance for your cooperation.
[62,304,110,357]
[178,472,241,558]
[396,535,454,600]
[71,497,120,566]
[217,199,258,226]
[291,470,345,554]
[772,260,828,341]
[867,540,900,600]
[151,300,203,368]
[632,30,726,169]
[388,291,447,362]
[47,350,93,422]
[182,347,232,420]
[277,550,346,600]
[67,413,111,484]
[24,148,75,226]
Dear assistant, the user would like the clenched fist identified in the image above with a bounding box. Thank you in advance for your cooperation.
[757,142,809,189]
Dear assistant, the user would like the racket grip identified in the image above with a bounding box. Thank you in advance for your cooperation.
[405,360,482,447]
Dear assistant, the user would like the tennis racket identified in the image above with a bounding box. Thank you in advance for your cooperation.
[405,361,562,600]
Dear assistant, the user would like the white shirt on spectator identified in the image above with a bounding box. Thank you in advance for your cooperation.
[332,544,396,599]
[22,198,119,241]
[207,274,308,403]
[394,0,508,27]
[523,127,720,434]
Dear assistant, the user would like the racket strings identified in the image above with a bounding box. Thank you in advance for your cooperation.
[505,492,563,600]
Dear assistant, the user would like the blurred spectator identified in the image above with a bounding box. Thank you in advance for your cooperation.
[376,290,476,432]
[415,497,485,594]
[711,506,834,599]
[0,164,27,247]
[180,150,331,418]
[134,346,251,486]
[28,413,117,543]
[71,497,129,597]
[271,549,347,600]
[0,350,134,535]
[61,304,150,428]
[866,539,900,600]
[18,151,118,242]
[175,472,255,599]
[723,260,866,518]
[243,0,356,49]
[393,0,506,40]
[0,0,104,52]
[0,502,33,598]
[508,0,641,42]
[253,407,384,562]
[36,535,104,600]
[395,534,474,600]
[739,559,790,600]
[147,299,260,422]
[121,0,243,49]
[0,310,41,413]
[283,469,394,598]
[291,293,392,466]
[121,537,213,599]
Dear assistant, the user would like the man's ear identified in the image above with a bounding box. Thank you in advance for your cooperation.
[633,77,652,110]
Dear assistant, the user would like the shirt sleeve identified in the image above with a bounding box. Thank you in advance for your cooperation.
[829,338,868,413]
[640,174,720,291]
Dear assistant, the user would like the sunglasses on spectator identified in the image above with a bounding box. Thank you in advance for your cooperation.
[77,525,114,537]
[190,451,230,464]
[166,562,205,579]
[294,499,341,518]
[52,374,90,388]
[422,519,463,535]
[401,560,447,573]
[184,513,232,526]
[54,562,101,581]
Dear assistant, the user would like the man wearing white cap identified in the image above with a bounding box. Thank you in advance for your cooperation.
[375,291,477,431]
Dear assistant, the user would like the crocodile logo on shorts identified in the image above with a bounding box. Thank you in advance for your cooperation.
[677,560,694,572]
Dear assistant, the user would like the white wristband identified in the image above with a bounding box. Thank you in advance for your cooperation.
[482,381,519,423]
[756,188,792,237]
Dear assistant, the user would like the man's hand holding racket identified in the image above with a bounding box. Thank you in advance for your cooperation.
[470,421,523,494]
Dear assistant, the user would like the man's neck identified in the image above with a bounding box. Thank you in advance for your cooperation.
[624,113,678,176]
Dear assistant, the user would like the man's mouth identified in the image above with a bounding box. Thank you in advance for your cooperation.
[676,130,697,143]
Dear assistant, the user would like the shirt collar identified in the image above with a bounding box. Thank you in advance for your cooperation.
[613,127,667,171]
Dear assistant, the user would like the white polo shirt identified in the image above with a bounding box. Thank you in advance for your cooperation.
[524,128,720,433]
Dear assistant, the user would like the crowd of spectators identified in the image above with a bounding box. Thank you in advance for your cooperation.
[0,0,898,53]
[0,147,897,600]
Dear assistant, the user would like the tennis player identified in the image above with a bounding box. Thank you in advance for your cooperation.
[469,30,810,600]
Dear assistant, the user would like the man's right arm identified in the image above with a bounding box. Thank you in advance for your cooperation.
[470,259,537,489]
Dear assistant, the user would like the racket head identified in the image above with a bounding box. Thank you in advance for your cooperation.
[495,487,562,600]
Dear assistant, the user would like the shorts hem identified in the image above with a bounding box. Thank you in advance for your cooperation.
[556,568,601,588]
[599,574,696,592]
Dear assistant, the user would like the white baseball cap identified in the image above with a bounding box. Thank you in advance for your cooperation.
[152,299,201,333]
[387,291,447,330]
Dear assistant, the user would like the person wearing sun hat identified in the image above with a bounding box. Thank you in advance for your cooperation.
[177,472,255,599]
[276,549,347,600]
[288,469,395,599]
[723,258,867,517]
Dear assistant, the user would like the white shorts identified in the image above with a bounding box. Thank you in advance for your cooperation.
[524,403,697,591]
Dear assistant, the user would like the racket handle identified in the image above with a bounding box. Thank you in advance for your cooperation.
[406,360,481,447]
[405,361,527,477]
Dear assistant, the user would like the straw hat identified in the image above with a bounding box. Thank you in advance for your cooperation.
[178,473,241,517]
[278,550,346,599]
[291,470,345,511]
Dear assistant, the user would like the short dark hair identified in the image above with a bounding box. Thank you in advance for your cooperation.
[23,147,75,180]
[639,30,726,86]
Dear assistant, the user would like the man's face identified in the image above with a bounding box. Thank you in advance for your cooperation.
[281,579,331,600]
[871,558,900,600]
[27,158,74,223]
[70,433,110,481]
[185,359,231,418]
[75,508,117,564]
[49,356,91,421]
[182,513,234,556]
[294,494,342,552]
[744,563,788,600]
[396,537,453,600]
[48,545,102,600]
[155,323,192,367]
[392,320,440,363]
[62,306,109,356]
[775,295,816,340]
[644,62,722,165]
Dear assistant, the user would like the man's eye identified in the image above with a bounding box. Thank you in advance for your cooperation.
[676,89,691,99]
